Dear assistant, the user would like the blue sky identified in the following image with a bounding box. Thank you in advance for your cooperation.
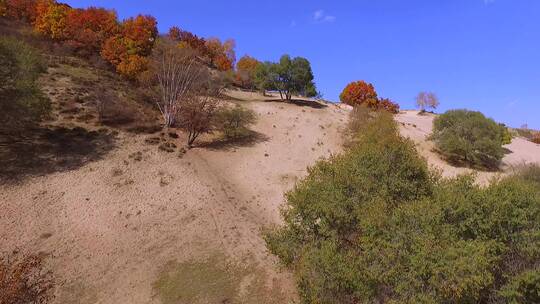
[64,0,540,129]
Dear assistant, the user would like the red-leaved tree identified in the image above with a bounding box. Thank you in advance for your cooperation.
[168,26,209,58]
[339,80,379,108]
[64,7,119,55]
[4,0,36,21]
[378,98,400,114]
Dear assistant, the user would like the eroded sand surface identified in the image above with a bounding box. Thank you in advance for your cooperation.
[3,100,539,303]
[1,91,349,304]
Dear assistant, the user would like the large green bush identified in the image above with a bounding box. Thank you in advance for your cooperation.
[0,36,50,133]
[431,109,505,169]
[265,114,540,304]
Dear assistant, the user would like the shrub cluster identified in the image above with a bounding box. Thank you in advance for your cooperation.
[431,109,505,169]
[339,80,400,113]
[265,113,540,304]
[215,105,257,139]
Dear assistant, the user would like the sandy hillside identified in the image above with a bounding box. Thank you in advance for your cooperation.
[0,91,349,304]
[396,110,540,184]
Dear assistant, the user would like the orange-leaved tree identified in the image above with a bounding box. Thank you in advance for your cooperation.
[64,7,119,55]
[101,14,157,79]
[205,37,235,71]
[33,0,71,40]
[340,80,379,108]
[236,55,260,89]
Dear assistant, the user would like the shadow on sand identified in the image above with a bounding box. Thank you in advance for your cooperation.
[266,98,328,109]
[0,126,116,184]
[198,130,269,151]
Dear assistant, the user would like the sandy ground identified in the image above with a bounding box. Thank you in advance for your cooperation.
[0,91,349,304]
[396,110,540,184]
[3,95,539,303]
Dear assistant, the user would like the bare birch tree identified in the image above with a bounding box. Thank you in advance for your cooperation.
[150,40,205,127]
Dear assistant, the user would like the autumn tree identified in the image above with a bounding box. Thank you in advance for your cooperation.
[4,0,36,21]
[235,55,260,89]
[378,97,400,114]
[339,80,378,108]
[101,14,157,78]
[168,26,209,58]
[64,7,119,55]
[205,37,236,71]
[416,91,439,112]
[33,0,71,40]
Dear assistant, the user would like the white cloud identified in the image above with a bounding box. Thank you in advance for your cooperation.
[290,20,297,27]
[484,0,495,5]
[313,9,335,23]
[314,10,324,21]
[324,15,336,22]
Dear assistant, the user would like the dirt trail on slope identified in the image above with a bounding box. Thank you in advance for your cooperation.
[1,91,349,304]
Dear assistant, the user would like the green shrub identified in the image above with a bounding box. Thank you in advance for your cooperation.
[431,109,504,169]
[500,123,514,145]
[265,114,540,304]
[0,36,50,132]
[500,269,540,304]
[215,105,256,139]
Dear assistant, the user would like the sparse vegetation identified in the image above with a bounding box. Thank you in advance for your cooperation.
[0,253,54,304]
[431,109,505,169]
[0,36,50,134]
[215,105,257,139]
[265,112,540,304]
[153,253,286,304]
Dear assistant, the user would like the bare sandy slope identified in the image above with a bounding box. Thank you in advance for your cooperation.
[396,110,540,184]
[0,91,349,304]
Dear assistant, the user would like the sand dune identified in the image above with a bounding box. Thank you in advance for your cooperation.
[0,91,349,304]
[2,95,539,303]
